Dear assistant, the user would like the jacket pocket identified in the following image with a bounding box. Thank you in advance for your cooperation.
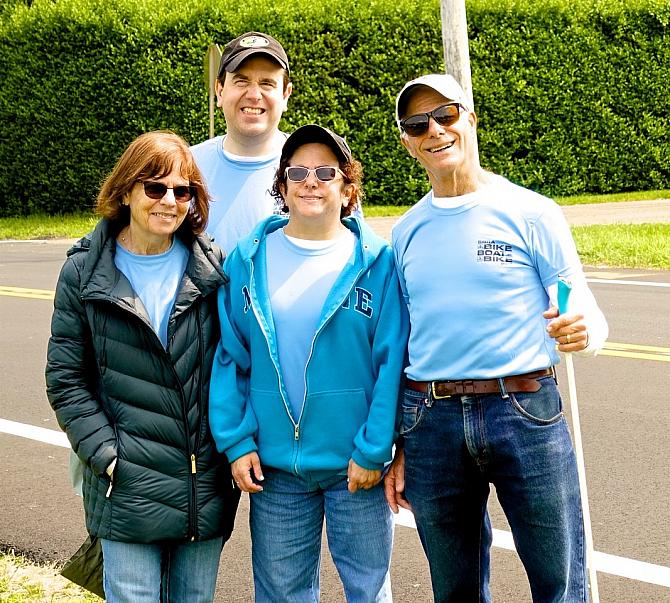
[300,388,369,469]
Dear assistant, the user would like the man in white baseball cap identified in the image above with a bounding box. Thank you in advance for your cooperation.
[384,73,608,602]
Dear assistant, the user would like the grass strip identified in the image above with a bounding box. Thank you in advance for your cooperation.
[0,552,101,602]
[572,223,670,270]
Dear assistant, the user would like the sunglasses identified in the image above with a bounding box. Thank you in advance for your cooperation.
[138,181,195,203]
[399,103,465,137]
[285,166,345,183]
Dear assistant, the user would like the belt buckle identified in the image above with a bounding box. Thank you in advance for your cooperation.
[431,381,451,400]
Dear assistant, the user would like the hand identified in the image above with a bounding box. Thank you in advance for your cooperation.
[347,459,382,493]
[544,306,589,352]
[383,448,411,513]
[231,452,264,493]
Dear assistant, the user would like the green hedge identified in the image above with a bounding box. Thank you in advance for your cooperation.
[0,0,668,216]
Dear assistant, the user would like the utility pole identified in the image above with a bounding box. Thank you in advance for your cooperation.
[440,0,474,111]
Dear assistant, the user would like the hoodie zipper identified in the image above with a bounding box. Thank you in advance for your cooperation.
[293,266,366,464]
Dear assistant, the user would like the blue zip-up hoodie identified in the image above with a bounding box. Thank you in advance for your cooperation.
[209,215,409,476]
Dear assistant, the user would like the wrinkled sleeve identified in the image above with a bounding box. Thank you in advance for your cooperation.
[352,249,410,470]
[209,273,259,463]
[532,203,609,355]
[45,258,117,476]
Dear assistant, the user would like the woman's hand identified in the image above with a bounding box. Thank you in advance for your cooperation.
[347,459,382,493]
[231,452,264,493]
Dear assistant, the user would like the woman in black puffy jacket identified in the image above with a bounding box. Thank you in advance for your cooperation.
[46,131,240,603]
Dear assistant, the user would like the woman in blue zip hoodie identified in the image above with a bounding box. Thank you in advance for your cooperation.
[209,125,409,602]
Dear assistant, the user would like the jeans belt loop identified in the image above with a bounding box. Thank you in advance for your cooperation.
[498,377,509,399]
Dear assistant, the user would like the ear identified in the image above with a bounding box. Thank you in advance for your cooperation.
[342,184,354,207]
[215,80,224,108]
[400,133,417,159]
[281,81,293,112]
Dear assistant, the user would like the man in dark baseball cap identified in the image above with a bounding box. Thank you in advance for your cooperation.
[191,31,293,253]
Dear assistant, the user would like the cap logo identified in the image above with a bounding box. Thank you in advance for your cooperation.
[239,36,270,49]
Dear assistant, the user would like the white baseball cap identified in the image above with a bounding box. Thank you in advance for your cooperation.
[395,73,470,127]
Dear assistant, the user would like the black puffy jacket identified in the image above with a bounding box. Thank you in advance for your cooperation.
[46,219,240,544]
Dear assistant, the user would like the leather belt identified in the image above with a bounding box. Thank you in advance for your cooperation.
[406,368,555,399]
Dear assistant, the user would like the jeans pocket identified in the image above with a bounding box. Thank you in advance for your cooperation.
[399,390,428,435]
[508,377,563,424]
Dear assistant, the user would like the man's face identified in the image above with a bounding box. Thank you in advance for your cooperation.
[400,86,478,184]
[216,55,292,143]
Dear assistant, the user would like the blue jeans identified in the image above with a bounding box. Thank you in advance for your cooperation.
[401,376,586,603]
[250,469,393,602]
[101,537,223,603]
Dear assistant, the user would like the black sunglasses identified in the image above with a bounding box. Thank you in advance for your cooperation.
[285,166,345,183]
[399,103,465,137]
[138,181,195,203]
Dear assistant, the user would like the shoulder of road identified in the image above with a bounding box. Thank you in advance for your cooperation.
[366,198,670,241]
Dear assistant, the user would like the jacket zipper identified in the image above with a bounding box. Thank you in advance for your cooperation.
[87,294,198,540]
[295,266,365,434]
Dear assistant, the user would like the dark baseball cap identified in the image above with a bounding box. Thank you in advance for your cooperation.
[218,32,289,77]
[281,125,353,165]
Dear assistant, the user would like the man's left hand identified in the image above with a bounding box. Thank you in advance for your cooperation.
[544,306,589,352]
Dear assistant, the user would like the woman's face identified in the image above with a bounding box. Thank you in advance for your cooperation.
[124,162,190,249]
[281,143,351,235]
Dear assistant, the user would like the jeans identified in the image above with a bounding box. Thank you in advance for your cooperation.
[401,376,586,603]
[101,537,223,603]
[250,469,393,602]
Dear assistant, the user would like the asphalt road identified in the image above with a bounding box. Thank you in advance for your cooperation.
[1,239,669,602]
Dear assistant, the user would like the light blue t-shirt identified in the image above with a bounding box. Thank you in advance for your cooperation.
[191,135,282,254]
[265,228,355,420]
[114,239,189,348]
[392,176,583,380]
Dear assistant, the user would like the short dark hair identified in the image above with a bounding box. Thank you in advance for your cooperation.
[95,131,210,236]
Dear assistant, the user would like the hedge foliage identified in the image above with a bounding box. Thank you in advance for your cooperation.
[1,0,668,216]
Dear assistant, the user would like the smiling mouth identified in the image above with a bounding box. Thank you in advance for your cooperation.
[428,141,455,153]
[242,107,265,115]
[152,212,176,219]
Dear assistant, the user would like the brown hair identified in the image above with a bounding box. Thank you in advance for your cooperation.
[270,148,364,219]
[95,131,210,236]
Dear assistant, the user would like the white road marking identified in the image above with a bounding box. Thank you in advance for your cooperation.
[587,278,670,288]
[3,421,670,588]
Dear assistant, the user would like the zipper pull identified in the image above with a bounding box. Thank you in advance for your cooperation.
[191,454,197,474]
[105,481,113,498]
[294,425,299,440]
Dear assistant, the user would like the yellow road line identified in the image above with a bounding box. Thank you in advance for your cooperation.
[0,286,54,300]
[2,286,670,362]
[604,341,670,354]
[600,341,670,362]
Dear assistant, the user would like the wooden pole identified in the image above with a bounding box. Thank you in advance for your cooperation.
[440,0,474,111]
[204,44,222,139]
